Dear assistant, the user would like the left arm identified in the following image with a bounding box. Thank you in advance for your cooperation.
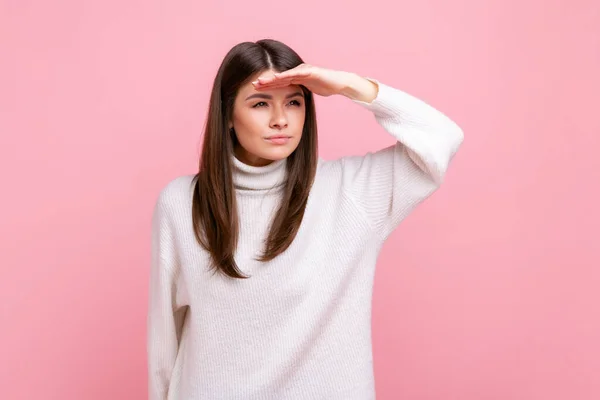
[254,66,464,239]
[338,75,464,239]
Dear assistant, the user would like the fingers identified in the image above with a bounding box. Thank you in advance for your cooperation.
[257,65,310,82]
[252,76,300,90]
[274,66,311,80]
[251,64,313,90]
[253,81,294,90]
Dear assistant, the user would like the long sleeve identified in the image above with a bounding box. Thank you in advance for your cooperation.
[147,194,185,400]
[340,80,464,240]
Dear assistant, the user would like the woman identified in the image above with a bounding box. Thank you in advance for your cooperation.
[148,39,463,400]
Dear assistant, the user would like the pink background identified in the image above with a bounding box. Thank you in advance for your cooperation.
[2,0,599,399]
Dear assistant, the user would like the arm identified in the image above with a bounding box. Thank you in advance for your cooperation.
[147,195,184,400]
[253,66,464,240]
[340,76,464,239]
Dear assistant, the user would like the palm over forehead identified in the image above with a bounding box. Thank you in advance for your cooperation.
[276,64,313,78]
[252,64,361,98]
[257,66,313,85]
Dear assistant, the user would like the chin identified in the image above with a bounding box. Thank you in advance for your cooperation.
[260,146,298,161]
[236,140,300,166]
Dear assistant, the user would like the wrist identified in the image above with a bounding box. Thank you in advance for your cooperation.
[340,73,379,103]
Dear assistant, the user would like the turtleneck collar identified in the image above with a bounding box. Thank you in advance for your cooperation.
[232,156,288,191]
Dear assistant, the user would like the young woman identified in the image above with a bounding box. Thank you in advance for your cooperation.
[148,39,463,400]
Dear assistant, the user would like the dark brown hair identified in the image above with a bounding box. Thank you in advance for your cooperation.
[192,39,318,279]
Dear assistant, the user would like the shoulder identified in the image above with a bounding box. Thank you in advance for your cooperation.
[154,174,197,216]
[313,156,360,194]
[315,153,372,183]
[315,157,341,183]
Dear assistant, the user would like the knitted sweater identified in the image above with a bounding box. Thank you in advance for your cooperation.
[147,81,464,400]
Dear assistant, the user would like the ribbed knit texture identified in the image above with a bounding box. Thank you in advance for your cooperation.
[147,81,464,400]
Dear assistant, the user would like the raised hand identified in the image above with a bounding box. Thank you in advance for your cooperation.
[252,64,378,103]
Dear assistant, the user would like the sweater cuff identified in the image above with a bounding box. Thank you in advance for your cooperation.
[352,78,413,121]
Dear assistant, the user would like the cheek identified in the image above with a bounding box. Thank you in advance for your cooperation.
[234,110,266,139]
[291,108,306,131]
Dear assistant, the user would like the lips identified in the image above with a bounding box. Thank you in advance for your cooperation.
[264,135,292,145]
[266,135,291,140]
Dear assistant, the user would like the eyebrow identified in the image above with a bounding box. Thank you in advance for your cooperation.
[245,92,304,101]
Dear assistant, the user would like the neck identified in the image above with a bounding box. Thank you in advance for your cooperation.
[234,145,274,167]
[232,156,287,191]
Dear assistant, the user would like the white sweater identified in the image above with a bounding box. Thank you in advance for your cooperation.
[147,81,464,400]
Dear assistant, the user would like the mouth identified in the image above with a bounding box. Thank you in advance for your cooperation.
[264,135,292,145]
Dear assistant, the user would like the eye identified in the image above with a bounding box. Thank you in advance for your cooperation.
[252,101,268,108]
[288,100,302,107]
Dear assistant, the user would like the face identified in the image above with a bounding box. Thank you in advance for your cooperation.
[230,70,306,167]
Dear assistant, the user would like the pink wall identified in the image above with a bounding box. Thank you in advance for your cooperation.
[2,0,599,399]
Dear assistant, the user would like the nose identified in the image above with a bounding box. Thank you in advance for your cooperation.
[269,107,288,130]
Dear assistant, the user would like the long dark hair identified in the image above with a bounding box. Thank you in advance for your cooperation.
[192,39,318,279]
